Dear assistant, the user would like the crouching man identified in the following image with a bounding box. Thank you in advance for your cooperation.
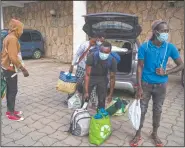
[83,41,117,110]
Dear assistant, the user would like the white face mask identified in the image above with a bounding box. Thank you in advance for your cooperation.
[99,51,109,60]
[156,31,169,42]
[96,41,102,46]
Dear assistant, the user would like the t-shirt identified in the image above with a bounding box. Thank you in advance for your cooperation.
[138,40,180,84]
[86,53,117,77]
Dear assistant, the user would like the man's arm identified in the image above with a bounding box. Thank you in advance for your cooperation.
[166,58,184,75]
[166,45,184,75]
[84,65,91,97]
[7,37,22,69]
[137,60,144,88]
[108,72,115,97]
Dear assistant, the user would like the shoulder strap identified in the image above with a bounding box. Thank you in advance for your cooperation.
[144,41,149,52]
[161,42,168,68]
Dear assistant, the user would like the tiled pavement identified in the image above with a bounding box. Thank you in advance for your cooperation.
[1,59,184,147]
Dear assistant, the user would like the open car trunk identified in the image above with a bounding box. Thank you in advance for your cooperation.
[83,13,141,75]
[110,39,133,75]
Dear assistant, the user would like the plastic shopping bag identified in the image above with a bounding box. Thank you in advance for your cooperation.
[68,93,82,109]
[1,69,6,99]
[128,99,141,130]
[89,110,112,146]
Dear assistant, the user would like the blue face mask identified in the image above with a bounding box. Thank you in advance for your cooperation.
[99,51,109,60]
[157,32,169,42]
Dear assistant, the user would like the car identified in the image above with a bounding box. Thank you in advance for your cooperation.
[1,29,44,59]
[83,12,142,94]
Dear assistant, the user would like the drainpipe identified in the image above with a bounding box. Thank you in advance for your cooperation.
[73,1,87,66]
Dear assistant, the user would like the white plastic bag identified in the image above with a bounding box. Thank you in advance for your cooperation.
[68,93,82,109]
[128,99,141,130]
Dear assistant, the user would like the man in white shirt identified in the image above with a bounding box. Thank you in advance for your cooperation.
[66,33,105,106]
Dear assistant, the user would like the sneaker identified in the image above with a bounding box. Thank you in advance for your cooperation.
[6,111,23,116]
[7,114,24,121]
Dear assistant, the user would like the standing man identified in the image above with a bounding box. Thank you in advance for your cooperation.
[130,20,184,147]
[84,41,117,110]
[1,19,29,121]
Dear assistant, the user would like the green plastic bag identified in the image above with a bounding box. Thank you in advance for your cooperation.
[89,113,112,145]
[1,70,6,99]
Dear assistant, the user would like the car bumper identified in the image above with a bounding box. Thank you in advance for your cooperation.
[114,81,135,94]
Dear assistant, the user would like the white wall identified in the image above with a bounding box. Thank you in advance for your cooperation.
[1,6,4,29]
[73,1,87,59]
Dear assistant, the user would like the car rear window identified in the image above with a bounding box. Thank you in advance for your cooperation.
[92,21,133,31]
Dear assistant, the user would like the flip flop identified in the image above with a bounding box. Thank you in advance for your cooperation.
[130,136,142,147]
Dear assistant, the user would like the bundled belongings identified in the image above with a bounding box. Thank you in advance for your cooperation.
[68,102,91,136]
[106,97,130,116]
[56,71,77,94]
[89,108,112,146]
[1,69,6,99]
[68,92,82,109]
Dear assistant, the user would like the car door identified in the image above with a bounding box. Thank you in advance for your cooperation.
[19,31,34,57]
[31,31,44,53]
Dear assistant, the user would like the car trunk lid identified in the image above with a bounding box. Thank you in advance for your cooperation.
[83,12,142,39]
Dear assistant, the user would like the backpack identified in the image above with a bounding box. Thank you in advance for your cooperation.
[89,46,121,64]
[68,103,91,136]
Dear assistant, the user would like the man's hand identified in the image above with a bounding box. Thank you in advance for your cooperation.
[156,67,166,76]
[136,87,143,99]
[69,65,74,73]
[83,93,89,102]
[22,68,29,77]
[106,95,112,104]
[89,39,96,47]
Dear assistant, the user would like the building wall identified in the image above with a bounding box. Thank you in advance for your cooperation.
[3,1,73,63]
[87,1,184,67]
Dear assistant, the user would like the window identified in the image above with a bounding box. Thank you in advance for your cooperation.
[20,32,31,42]
[92,21,133,31]
[31,33,41,41]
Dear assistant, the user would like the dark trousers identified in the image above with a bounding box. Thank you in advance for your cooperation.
[3,70,18,113]
[139,81,167,130]
[85,76,108,109]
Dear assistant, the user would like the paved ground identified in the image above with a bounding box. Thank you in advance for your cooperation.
[1,58,184,147]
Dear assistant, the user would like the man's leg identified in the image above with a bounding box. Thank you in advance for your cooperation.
[96,78,107,109]
[151,83,167,146]
[4,70,18,113]
[130,82,152,146]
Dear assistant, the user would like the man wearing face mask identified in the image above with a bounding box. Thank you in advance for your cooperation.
[130,20,184,147]
[1,19,29,121]
[84,41,117,110]
[66,33,105,105]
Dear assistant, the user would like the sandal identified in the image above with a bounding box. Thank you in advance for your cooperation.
[151,134,163,147]
[129,136,142,147]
